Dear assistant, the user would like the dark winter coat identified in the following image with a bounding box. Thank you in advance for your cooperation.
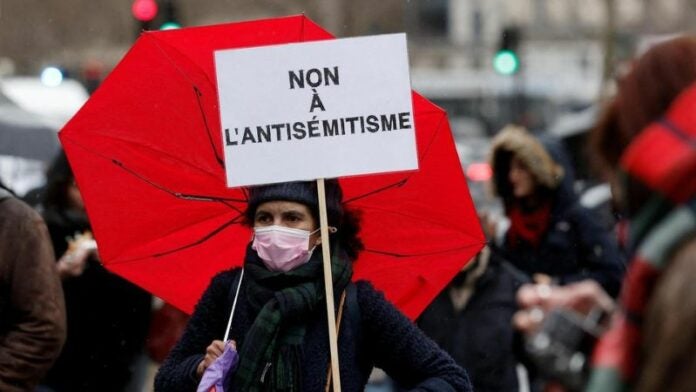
[418,254,527,392]
[155,268,472,392]
[0,190,66,392]
[498,198,623,296]
[490,127,624,297]
[41,208,152,392]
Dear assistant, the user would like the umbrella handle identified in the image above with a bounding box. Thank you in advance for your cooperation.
[223,268,244,342]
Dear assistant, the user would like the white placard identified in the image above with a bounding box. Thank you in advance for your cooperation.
[215,33,418,187]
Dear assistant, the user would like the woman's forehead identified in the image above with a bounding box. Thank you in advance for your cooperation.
[510,155,530,168]
[255,200,312,214]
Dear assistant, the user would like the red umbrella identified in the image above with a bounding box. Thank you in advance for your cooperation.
[59,15,484,319]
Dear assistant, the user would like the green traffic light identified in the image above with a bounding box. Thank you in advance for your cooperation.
[160,21,181,30]
[493,50,519,75]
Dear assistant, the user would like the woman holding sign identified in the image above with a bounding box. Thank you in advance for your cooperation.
[154,180,471,392]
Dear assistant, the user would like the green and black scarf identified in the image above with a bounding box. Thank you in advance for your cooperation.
[233,244,352,391]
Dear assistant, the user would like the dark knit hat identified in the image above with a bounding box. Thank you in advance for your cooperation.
[245,180,344,226]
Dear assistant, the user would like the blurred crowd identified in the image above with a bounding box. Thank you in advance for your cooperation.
[418,36,696,392]
[1,35,695,392]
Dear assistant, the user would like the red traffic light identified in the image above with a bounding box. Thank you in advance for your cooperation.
[466,162,493,182]
[132,0,158,22]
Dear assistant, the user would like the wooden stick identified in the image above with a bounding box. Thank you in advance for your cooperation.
[325,291,347,392]
[317,178,342,392]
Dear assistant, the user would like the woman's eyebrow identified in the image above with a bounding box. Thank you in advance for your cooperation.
[282,209,306,217]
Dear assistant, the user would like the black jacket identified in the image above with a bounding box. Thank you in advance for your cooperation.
[498,196,624,297]
[418,256,527,392]
[41,208,152,392]
[155,268,472,392]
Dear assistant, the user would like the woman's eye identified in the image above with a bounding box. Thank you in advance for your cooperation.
[256,215,271,223]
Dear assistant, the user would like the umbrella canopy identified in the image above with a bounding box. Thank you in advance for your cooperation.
[0,90,60,162]
[59,15,484,319]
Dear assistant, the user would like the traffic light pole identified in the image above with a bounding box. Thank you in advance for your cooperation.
[512,65,526,126]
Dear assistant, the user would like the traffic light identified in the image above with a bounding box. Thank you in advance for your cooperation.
[493,27,521,76]
[159,0,181,30]
[132,0,182,36]
[132,0,158,32]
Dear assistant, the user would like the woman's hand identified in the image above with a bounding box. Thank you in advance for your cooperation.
[197,340,237,378]
[513,280,615,335]
[57,231,98,279]
[57,247,91,278]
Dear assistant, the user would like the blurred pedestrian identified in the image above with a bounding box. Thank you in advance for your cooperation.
[586,36,696,392]
[418,246,530,392]
[486,125,623,297]
[0,183,66,391]
[146,300,191,363]
[155,180,472,391]
[514,36,696,392]
[39,151,152,392]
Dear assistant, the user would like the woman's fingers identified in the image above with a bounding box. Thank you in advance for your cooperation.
[516,283,548,308]
[514,281,616,335]
[563,280,615,314]
[205,340,226,363]
[200,339,238,375]
[198,340,228,377]
[212,340,226,354]
[58,249,91,278]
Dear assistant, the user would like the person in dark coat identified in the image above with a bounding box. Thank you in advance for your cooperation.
[39,152,152,392]
[515,36,696,392]
[0,186,66,392]
[585,36,696,392]
[487,126,624,297]
[155,180,472,392]
[418,246,529,392]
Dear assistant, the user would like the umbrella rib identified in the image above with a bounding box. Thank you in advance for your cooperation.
[342,112,447,204]
[112,159,246,212]
[193,86,225,168]
[144,34,225,169]
[144,33,203,90]
[108,213,244,265]
[418,111,447,165]
[344,178,409,204]
[153,214,244,258]
[353,202,481,237]
[363,241,486,258]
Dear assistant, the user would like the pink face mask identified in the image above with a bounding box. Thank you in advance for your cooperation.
[251,225,319,272]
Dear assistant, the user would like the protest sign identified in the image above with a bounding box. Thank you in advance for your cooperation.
[216,33,418,392]
[215,33,417,187]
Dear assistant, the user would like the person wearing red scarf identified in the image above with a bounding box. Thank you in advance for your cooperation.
[488,126,623,297]
[512,36,696,392]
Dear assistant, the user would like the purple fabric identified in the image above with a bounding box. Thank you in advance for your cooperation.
[196,343,239,392]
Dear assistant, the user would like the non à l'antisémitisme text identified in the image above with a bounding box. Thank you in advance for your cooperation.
[224,112,412,146]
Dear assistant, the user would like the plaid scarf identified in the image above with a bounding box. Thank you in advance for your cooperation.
[232,244,352,392]
[587,83,696,391]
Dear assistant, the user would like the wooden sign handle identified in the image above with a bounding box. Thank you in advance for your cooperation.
[317,178,341,392]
